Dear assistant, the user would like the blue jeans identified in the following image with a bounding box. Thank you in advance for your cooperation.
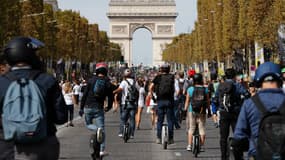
[120,103,136,137]
[157,100,174,139]
[84,107,105,151]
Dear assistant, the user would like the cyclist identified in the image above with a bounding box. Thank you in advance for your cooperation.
[79,62,114,157]
[113,68,138,139]
[184,73,210,152]
[233,62,285,159]
[149,64,175,144]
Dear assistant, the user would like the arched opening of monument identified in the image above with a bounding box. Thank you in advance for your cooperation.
[132,28,153,66]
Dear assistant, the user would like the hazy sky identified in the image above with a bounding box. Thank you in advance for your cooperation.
[57,0,197,65]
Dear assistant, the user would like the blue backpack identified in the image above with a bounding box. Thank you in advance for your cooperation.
[2,71,47,143]
[93,77,107,99]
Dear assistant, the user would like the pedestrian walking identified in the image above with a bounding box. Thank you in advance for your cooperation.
[62,81,75,127]
[216,68,250,160]
[0,36,68,160]
[135,77,146,130]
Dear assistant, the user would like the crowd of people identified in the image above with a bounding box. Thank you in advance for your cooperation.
[0,36,285,160]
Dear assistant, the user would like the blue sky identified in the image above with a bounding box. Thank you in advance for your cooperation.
[57,0,197,65]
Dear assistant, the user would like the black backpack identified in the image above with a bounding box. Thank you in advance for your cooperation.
[156,74,174,99]
[125,80,139,104]
[218,81,236,112]
[191,87,207,113]
[252,95,285,160]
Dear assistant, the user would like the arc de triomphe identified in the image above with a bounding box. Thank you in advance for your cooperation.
[107,0,177,66]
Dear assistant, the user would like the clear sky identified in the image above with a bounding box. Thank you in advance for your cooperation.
[57,0,197,65]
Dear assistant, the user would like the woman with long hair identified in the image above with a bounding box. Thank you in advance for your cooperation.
[135,77,146,130]
[62,81,75,127]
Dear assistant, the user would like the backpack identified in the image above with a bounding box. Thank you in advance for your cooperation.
[93,77,108,99]
[2,71,47,143]
[125,80,139,104]
[191,87,207,113]
[218,81,236,112]
[156,74,174,98]
[252,95,285,160]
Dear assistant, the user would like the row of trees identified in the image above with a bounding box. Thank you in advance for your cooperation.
[163,0,285,73]
[0,0,121,68]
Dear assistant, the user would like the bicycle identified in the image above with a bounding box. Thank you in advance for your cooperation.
[123,122,131,143]
[192,123,200,157]
[90,128,104,160]
[161,122,168,149]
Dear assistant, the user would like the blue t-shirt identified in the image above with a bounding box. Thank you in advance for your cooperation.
[187,86,208,112]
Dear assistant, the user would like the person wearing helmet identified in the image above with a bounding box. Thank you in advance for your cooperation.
[233,62,285,159]
[281,67,285,93]
[113,68,138,139]
[0,36,68,159]
[184,73,211,152]
[215,68,250,160]
[79,62,114,157]
[149,64,176,144]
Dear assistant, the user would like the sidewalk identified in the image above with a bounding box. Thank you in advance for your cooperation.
[57,110,221,160]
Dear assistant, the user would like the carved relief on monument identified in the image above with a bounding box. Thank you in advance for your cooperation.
[112,25,128,34]
[157,25,173,34]
[129,23,155,34]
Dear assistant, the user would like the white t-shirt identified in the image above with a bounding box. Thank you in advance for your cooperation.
[73,84,81,95]
[119,78,135,105]
[62,91,74,105]
[138,87,145,107]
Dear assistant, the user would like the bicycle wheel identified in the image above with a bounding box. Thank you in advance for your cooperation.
[193,135,200,157]
[161,125,168,149]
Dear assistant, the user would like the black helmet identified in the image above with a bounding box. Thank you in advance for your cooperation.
[95,62,108,76]
[3,37,44,66]
[160,64,170,73]
[124,68,132,78]
[193,73,203,85]
[225,68,236,79]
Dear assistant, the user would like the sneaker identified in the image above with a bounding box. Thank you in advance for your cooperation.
[156,138,161,144]
[186,145,192,151]
[130,136,134,139]
[118,133,123,138]
[99,151,109,156]
[200,146,205,152]
[168,139,174,144]
[97,128,103,143]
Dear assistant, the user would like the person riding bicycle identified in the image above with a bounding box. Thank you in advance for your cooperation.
[233,62,285,159]
[184,73,210,152]
[79,62,114,157]
[149,64,175,144]
[113,68,138,139]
